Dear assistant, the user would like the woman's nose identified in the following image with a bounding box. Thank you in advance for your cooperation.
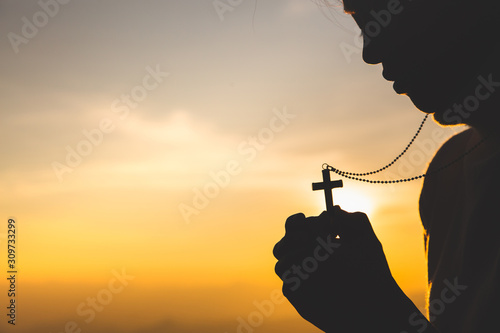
[361,35,383,65]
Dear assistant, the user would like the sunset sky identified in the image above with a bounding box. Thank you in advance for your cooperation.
[0,1,466,332]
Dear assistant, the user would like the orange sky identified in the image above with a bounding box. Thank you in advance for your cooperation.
[0,1,466,332]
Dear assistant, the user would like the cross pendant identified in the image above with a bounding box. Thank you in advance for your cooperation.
[312,169,343,212]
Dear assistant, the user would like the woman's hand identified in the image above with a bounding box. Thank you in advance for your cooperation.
[273,206,407,332]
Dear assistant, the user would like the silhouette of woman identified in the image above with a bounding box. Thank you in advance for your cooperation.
[273,0,500,332]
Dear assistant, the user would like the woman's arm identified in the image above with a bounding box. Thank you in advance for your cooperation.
[274,208,439,332]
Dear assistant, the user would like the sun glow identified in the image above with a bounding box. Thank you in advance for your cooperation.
[331,187,375,216]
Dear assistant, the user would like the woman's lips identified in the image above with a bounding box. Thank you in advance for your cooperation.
[383,61,432,96]
[383,66,415,95]
[382,67,407,94]
[392,79,408,94]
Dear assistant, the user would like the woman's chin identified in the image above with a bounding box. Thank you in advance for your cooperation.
[406,91,464,126]
[432,111,460,126]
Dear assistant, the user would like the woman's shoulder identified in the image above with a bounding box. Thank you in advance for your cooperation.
[419,128,472,226]
[426,128,473,174]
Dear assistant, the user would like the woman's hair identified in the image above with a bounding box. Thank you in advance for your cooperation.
[311,0,352,30]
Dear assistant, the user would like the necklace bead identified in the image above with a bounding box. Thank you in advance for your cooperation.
[325,116,488,184]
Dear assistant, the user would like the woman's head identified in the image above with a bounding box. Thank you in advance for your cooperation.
[334,0,500,128]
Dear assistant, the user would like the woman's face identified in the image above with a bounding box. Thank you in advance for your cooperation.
[346,0,498,126]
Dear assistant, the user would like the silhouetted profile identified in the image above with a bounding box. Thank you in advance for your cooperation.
[273,0,500,332]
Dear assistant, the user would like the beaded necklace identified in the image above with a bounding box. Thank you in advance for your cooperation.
[312,115,488,211]
[325,114,488,184]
